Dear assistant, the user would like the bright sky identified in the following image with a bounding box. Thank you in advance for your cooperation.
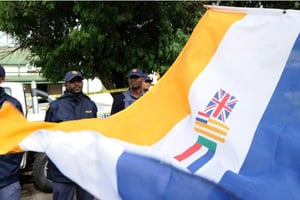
[0,31,14,46]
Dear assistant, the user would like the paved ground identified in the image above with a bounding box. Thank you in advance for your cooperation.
[21,183,52,200]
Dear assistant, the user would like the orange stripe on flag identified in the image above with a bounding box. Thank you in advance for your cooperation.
[0,102,55,154]
[195,120,228,136]
[208,118,230,131]
[194,127,225,143]
[0,10,245,154]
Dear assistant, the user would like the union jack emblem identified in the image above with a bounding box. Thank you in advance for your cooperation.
[204,89,237,122]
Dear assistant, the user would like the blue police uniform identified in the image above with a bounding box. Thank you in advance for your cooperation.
[110,90,144,115]
[0,87,24,199]
[45,91,97,200]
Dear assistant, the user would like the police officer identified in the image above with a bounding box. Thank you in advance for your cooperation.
[110,68,145,115]
[0,64,24,200]
[45,70,97,200]
[142,73,153,92]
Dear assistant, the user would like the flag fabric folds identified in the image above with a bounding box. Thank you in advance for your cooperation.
[1,5,300,200]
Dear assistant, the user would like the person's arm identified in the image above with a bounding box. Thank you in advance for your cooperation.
[44,103,55,122]
[15,100,24,115]
[110,93,124,115]
[92,101,98,118]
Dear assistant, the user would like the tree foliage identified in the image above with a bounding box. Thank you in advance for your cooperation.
[0,1,298,89]
[0,1,205,88]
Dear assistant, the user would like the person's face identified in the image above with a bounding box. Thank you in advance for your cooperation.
[143,80,151,90]
[65,77,83,94]
[128,75,144,89]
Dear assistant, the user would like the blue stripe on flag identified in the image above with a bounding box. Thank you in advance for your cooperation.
[219,34,300,199]
[196,116,208,123]
[117,152,241,200]
[188,149,215,173]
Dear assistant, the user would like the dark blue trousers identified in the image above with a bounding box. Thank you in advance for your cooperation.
[52,182,94,200]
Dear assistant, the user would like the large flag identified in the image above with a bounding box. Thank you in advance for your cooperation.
[1,5,300,200]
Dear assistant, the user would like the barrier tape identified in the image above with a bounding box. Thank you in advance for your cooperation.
[27,87,129,100]
[86,87,128,95]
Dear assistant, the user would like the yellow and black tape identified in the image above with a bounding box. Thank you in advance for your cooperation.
[27,87,128,100]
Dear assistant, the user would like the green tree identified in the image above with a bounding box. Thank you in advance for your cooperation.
[0,1,205,88]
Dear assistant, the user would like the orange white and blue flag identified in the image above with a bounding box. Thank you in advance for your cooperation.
[1,5,300,200]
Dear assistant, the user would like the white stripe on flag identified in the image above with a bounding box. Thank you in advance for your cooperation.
[20,130,123,200]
